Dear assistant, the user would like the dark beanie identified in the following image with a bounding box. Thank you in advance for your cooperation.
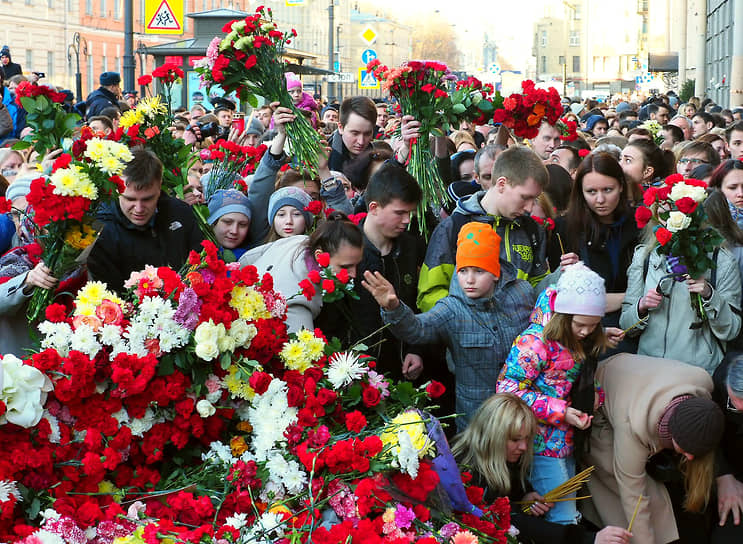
[668,397,724,457]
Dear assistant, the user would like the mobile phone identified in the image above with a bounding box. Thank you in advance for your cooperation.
[32,72,45,79]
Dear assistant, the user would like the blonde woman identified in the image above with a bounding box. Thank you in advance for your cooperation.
[452,393,631,544]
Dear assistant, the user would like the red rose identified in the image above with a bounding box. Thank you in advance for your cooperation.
[675,196,698,214]
[635,206,653,228]
[248,371,272,395]
[137,74,152,86]
[425,380,446,399]
[578,148,590,158]
[655,226,673,246]
[322,279,336,293]
[361,384,381,407]
[316,252,330,267]
[664,173,684,186]
[345,410,367,433]
[336,268,350,284]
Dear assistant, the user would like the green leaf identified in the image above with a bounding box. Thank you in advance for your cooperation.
[42,118,55,130]
[29,497,41,519]
[64,114,81,130]
[391,381,415,405]
[220,352,232,370]
[451,103,466,114]
[247,94,259,108]
[20,96,38,112]
[157,354,175,376]
[11,140,32,150]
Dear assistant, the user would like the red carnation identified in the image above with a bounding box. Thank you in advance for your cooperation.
[345,410,367,433]
[635,206,653,229]
[137,74,152,86]
[425,380,446,399]
[655,226,673,246]
[336,268,350,284]
[643,187,658,206]
[664,173,684,186]
[316,252,330,267]
[305,200,324,216]
[298,278,316,300]
[0,197,10,214]
[675,196,698,214]
[307,269,321,284]
[321,279,335,294]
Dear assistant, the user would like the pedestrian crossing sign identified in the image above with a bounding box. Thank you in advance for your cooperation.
[145,0,183,35]
[358,68,379,90]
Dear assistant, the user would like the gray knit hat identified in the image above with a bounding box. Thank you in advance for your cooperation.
[267,186,312,227]
[207,189,252,225]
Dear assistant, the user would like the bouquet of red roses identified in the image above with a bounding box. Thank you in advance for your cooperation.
[194,6,323,176]
[492,80,562,139]
[367,59,454,235]
[12,81,79,158]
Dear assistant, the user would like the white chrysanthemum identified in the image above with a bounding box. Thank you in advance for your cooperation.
[0,480,21,502]
[38,321,72,356]
[111,408,129,425]
[127,408,157,437]
[225,512,249,530]
[244,511,286,544]
[281,460,308,494]
[69,324,102,357]
[247,380,297,462]
[395,430,421,478]
[325,351,367,389]
[21,530,64,544]
[202,441,235,465]
[99,324,123,346]
[258,480,286,504]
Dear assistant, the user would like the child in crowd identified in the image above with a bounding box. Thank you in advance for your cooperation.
[206,189,252,260]
[497,262,623,525]
[265,186,312,242]
[362,221,534,431]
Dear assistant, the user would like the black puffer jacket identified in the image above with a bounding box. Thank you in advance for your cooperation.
[87,193,205,292]
[85,87,119,119]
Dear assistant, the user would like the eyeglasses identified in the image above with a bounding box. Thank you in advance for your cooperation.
[678,157,709,165]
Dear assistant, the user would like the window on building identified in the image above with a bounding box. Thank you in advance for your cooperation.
[559,55,565,65]
[572,55,580,73]
[115,56,121,73]
[86,0,92,14]
[25,50,32,70]
[87,54,94,92]
[569,30,580,46]
[47,51,54,77]
[140,0,145,23]
[25,0,32,6]
[114,0,120,18]
[202,0,207,10]
[573,5,581,20]
[48,0,54,8]
[102,55,107,73]
[541,30,547,47]
[100,0,105,16]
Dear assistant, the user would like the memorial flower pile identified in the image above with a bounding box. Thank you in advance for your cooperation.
[492,80,562,139]
[0,240,517,544]
[194,5,323,175]
[23,134,133,321]
[367,58,456,235]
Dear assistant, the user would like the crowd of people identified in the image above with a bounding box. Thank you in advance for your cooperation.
[2,60,743,544]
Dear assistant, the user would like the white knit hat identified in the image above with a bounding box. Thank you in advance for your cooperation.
[553,262,606,317]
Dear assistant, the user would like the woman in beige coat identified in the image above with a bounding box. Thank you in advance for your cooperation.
[584,354,724,544]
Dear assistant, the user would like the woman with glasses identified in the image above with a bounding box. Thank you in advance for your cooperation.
[676,140,720,177]
[619,198,742,374]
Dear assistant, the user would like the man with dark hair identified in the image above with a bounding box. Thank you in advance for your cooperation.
[727,120,743,159]
[530,120,561,160]
[591,117,609,137]
[676,140,720,176]
[662,124,684,148]
[472,145,504,189]
[85,72,121,119]
[618,109,639,123]
[317,161,425,381]
[87,148,204,291]
[648,103,671,125]
[0,46,22,79]
[328,96,377,172]
[549,144,581,178]
[87,115,114,136]
[692,111,715,139]
[418,145,550,312]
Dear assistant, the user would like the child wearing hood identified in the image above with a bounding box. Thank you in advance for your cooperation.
[362,221,535,431]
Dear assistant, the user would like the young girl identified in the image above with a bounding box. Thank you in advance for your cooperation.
[265,185,313,242]
[708,158,743,230]
[619,139,670,201]
[239,212,363,333]
[497,262,623,524]
[551,152,639,354]
[206,189,252,260]
[452,393,631,544]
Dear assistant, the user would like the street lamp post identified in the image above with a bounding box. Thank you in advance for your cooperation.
[67,32,88,103]
[327,0,335,103]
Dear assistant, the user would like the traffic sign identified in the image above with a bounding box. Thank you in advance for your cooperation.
[328,72,354,83]
[334,61,340,72]
[358,68,379,90]
[145,0,183,35]
[360,26,377,45]
[361,49,377,65]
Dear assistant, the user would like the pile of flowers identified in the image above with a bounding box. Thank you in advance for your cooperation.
[12,81,79,158]
[23,132,133,321]
[635,173,721,318]
[194,6,323,176]
[492,80,562,139]
[366,59,456,235]
[0,238,518,543]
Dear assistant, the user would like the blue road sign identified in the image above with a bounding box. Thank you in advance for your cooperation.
[361,49,378,65]
[334,61,340,72]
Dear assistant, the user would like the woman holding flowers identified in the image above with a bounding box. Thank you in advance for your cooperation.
[239,212,363,333]
[452,393,632,544]
[620,174,742,374]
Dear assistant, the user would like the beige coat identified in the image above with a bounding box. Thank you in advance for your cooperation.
[584,354,713,544]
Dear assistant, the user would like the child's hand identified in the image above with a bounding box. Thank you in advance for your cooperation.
[559,252,579,270]
[605,327,625,348]
[362,270,400,311]
[566,407,593,430]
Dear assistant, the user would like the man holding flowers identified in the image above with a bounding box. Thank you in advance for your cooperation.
[87,148,204,292]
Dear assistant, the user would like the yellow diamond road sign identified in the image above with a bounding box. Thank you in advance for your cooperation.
[360,26,377,45]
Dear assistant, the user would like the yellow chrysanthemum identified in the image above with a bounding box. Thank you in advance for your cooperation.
[280,340,313,372]
[224,365,256,400]
[305,337,326,360]
[50,166,98,199]
[84,138,107,162]
[114,527,146,544]
[137,95,167,119]
[64,223,98,250]
[296,329,315,343]
[380,411,435,458]
[100,155,126,176]
[229,285,271,321]
[118,108,144,130]
[74,281,122,316]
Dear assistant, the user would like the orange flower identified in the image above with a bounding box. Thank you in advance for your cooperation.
[72,314,103,332]
[230,436,249,456]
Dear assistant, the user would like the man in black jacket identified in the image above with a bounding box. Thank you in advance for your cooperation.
[0,46,23,79]
[87,148,204,292]
[328,96,376,182]
[85,72,121,120]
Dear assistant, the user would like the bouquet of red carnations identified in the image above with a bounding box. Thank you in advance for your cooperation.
[492,80,562,139]
[367,59,454,235]
[447,76,502,127]
[194,6,323,176]
[12,81,79,158]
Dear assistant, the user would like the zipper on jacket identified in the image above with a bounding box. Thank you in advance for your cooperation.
[504,223,511,263]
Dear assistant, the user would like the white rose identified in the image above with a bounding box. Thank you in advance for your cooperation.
[229,319,258,347]
[0,355,53,428]
[666,210,692,232]
[670,182,707,203]
[194,321,216,344]
[196,399,216,418]
[195,340,220,361]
